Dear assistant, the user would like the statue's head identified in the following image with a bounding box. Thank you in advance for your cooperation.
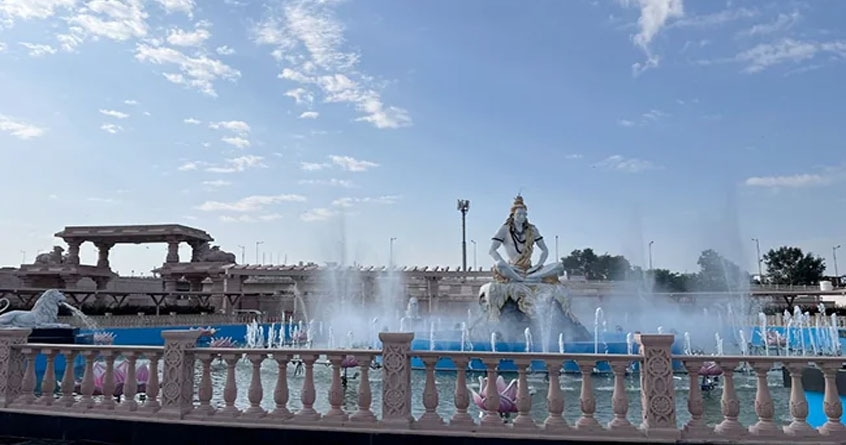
[508,195,528,227]
[53,246,64,253]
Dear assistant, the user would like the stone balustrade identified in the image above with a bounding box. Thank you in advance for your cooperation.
[0,329,845,443]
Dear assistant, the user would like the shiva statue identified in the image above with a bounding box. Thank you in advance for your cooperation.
[489,194,564,283]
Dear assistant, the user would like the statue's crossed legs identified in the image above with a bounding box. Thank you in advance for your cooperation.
[494,260,564,282]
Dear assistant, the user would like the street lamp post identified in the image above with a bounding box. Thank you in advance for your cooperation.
[389,237,397,269]
[20,250,26,264]
[457,199,470,272]
[255,241,264,264]
[834,245,841,283]
[752,238,763,282]
[237,245,245,264]
[555,235,559,261]
[470,239,477,270]
[648,240,654,270]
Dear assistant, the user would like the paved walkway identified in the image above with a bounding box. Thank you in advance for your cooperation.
[0,437,115,445]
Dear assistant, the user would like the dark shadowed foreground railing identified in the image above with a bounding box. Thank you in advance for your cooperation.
[0,330,844,443]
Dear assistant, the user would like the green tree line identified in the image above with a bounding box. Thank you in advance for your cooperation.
[560,245,827,292]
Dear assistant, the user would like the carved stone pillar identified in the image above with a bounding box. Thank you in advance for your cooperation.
[378,332,414,428]
[0,329,30,407]
[95,242,114,269]
[188,277,203,292]
[65,239,81,265]
[166,238,180,263]
[636,334,681,441]
[158,330,202,419]
[190,241,205,263]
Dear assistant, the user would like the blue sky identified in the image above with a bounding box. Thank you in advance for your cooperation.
[1,0,845,277]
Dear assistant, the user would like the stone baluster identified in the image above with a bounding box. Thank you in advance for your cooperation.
[449,356,474,428]
[143,353,161,412]
[59,349,78,407]
[0,329,31,408]
[270,353,293,419]
[819,362,846,438]
[748,361,781,437]
[16,347,37,405]
[296,354,320,421]
[350,354,376,423]
[784,363,816,437]
[323,354,347,423]
[99,351,117,410]
[480,357,502,427]
[159,330,201,419]
[575,360,602,431]
[544,358,569,431]
[37,348,57,406]
[417,356,444,428]
[607,361,636,432]
[220,354,241,417]
[512,358,536,430]
[378,332,414,428]
[66,239,81,265]
[193,352,215,416]
[635,334,680,441]
[74,350,97,410]
[680,358,707,438]
[117,352,139,412]
[244,352,266,418]
[714,360,744,437]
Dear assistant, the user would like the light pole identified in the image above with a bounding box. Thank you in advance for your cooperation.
[752,238,763,282]
[237,245,245,264]
[389,237,397,269]
[648,240,654,270]
[470,239,477,270]
[20,250,26,264]
[834,245,841,283]
[255,241,264,264]
[555,235,559,261]
[457,199,470,272]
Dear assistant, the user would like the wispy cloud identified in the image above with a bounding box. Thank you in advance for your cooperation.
[299,111,319,119]
[330,155,379,172]
[205,155,266,173]
[0,114,46,140]
[99,109,129,119]
[254,0,411,128]
[166,21,211,47]
[183,117,201,124]
[736,39,846,73]
[298,178,353,188]
[594,155,660,173]
[19,42,56,57]
[197,194,306,212]
[135,43,240,97]
[100,123,123,134]
[744,166,846,189]
[300,207,337,222]
[332,195,399,207]
[737,11,799,38]
[621,0,684,76]
[202,179,231,187]
[617,109,668,127]
[300,161,330,171]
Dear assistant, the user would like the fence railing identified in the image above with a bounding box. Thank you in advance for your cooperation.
[0,330,844,443]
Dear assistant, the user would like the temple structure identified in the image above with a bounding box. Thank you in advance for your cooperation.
[16,224,235,290]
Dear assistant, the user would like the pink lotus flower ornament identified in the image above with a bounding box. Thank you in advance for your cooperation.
[93,331,115,345]
[209,336,236,348]
[470,375,518,414]
[81,359,152,397]
[341,355,358,368]
[700,361,723,377]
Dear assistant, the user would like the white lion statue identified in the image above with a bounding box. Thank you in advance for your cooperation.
[0,289,71,329]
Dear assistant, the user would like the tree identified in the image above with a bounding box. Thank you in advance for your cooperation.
[648,268,691,292]
[560,248,631,281]
[763,246,826,285]
[695,249,749,292]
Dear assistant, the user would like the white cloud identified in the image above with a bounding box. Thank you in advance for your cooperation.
[100,123,123,134]
[330,155,378,172]
[61,0,149,49]
[298,111,319,119]
[618,109,668,127]
[154,0,194,16]
[564,154,583,160]
[595,155,660,173]
[221,213,283,223]
[735,39,846,73]
[221,136,250,148]
[0,0,75,23]
[166,21,211,47]
[18,42,56,56]
[744,173,832,188]
[183,117,201,124]
[123,99,138,105]
[332,195,398,208]
[135,43,241,97]
[209,120,250,134]
[285,87,313,105]
[255,0,411,129]
[617,119,635,127]
[205,155,266,173]
[300,161,330,171]
[197,194,306,212]
[621,0,684,76]
[300,207,337,222]
[202,179,231,187]
[0,114,46,139]
[671,7,757,29]
[177,161,200,171]
[0,42,5,52]
[298,178,353,188]
[738,11,799,38]
[99,109,129,119]
[216,45,235,55]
